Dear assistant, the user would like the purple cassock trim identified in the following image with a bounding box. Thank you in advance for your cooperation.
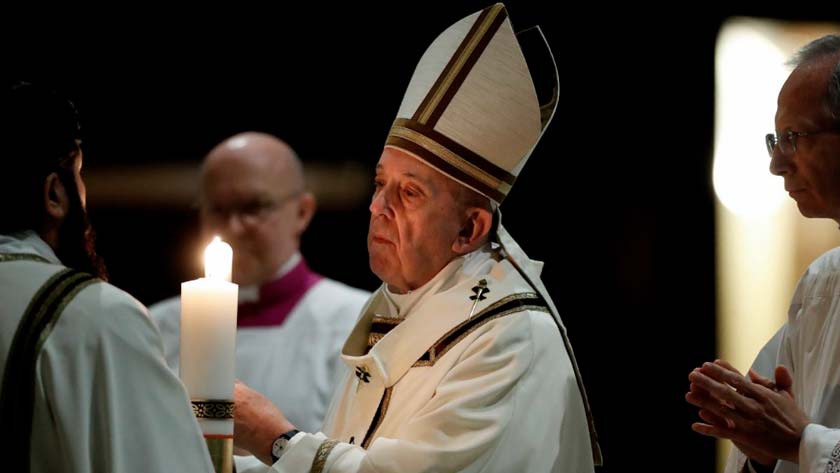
[237,259,323,328]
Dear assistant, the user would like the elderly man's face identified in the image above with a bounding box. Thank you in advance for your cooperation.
[367,147,465,293]
[200,151,305,286]
[770,55,840,222]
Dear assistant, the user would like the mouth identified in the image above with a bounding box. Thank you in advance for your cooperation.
[370,234,393,245]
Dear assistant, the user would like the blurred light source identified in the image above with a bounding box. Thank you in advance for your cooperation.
[712,23,787,217]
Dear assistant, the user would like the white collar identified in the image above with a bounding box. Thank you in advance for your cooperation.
[238,252,302,302]
[382,245,493,318]
[0,230,61,265]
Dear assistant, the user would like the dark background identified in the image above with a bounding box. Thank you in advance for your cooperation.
[5,3,839,471]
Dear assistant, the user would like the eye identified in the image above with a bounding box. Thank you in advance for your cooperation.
[373,179,385,195]
[401,186,419,198]
[240,200,266,217]
[208,205,227,219]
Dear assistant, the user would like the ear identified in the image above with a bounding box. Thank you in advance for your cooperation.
[38,172,71,249]
[452,207,493,255]
[294,191,317,235]
[43,172,70,221]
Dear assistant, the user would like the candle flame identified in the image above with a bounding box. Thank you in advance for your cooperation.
[204,236,233,282]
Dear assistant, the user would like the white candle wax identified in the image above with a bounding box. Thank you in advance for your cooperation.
[180,237,238,436]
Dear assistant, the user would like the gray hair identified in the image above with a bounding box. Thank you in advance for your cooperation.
[788,34,840,126]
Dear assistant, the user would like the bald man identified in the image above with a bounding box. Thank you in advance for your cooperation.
[149,132,370,438]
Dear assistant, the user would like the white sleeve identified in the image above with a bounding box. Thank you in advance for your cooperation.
[800,424,840,473]
[39,285,213,473]
[725,445,749,473]
[724,325,789,473]
[235,455,274,473]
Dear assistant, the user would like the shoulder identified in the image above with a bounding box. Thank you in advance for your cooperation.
[438,292,561,371]
[807,247,840,272]
[792,247,840,300]
[57,280,159,349]
[436,306,571,397]
[74,280,148,317]
[432,254,557,355]
[148,295,181,325]
[469,304,560,353]
[311,278,371,302]
[304,278,371,320]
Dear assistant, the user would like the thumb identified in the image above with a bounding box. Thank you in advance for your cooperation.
[775,365,794,395]
[748,369,776,389]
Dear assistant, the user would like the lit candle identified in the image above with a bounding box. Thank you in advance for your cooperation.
[204,236,232,282]
[180,236,237,472]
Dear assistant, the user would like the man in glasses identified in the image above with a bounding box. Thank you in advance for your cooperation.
[149,132,369,468]
[687,35,840,473]
[0,82,215,472]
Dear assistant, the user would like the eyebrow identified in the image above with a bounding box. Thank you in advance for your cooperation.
[376,165,420,179]
[375,164,436,190]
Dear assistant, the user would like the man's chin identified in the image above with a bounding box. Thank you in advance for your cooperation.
[369,253,401,285]
[794,201,826,219]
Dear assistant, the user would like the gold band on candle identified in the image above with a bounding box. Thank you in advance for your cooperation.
[205,436,233,473]
[191,400,235,419]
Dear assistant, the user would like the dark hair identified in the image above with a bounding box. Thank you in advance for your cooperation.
[789,35,840,126]
[1,82,82,233]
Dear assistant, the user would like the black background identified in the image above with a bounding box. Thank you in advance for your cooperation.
[5,2,839,471]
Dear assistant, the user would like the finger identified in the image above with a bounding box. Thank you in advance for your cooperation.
[713,359,743,376]
[699,408,735,429]
[747,369,776,390]
[689,370,762,416]
[689,369,735,399]
[685,389,742,422]
[700,363,773,403]
[685,385,715,407]
[686,374,735,409]
[689,382,709,394]
[692,422,734,439]
[690,383,733,409]
[685,389,715,409]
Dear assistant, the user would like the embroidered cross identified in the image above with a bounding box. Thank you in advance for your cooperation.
[355,366,371,384]
[468,279,490,319]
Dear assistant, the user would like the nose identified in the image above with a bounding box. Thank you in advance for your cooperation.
[769,147,793,177]
[77,177,88,209]
[369,187,394,218]
[213,212,247,238]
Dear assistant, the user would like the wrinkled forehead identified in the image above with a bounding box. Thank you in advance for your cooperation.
[377,146,463,192]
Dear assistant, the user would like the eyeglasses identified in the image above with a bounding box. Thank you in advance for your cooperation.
[765,128,840,157]
[202,191,301,226]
